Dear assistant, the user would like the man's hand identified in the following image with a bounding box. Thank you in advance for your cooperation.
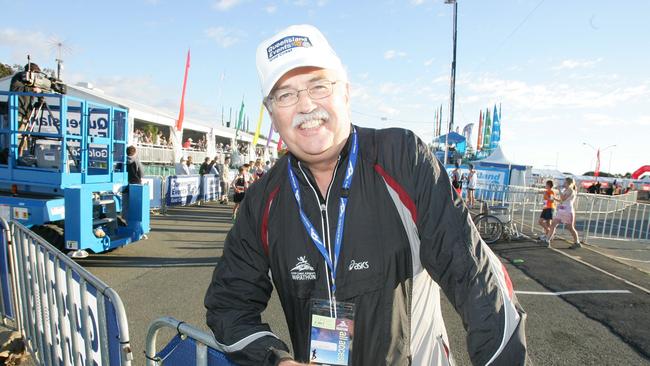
[278,361,307,366]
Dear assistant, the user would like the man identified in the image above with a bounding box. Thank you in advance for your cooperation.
[186,155,196,174]
[126,145,144,184]
[219,157,232,204]
[199,156,211,175]
[205,24,528,366]
[124,145,144,220]
[175,156,190,175]
[10,63,43,156]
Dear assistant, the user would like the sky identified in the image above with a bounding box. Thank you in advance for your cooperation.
[1,0,648,175]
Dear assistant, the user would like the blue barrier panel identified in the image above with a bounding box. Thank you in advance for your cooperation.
[156,334,238,366]
[166,175,201,207]
[142,176,163,209]
[0,223,14,320]
[201,175,221,202]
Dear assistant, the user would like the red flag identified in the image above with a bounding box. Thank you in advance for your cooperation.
[594,149,601,177]
[176,49,191,131]
[277,136,284,152]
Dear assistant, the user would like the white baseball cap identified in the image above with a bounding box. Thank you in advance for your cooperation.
[256,24,345,98]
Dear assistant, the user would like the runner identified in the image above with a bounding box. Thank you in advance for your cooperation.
[231,165,249,221]
[548,177,581,248]
[538,180,556,246]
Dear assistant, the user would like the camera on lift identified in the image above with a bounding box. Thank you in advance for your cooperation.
[21,68,67,95]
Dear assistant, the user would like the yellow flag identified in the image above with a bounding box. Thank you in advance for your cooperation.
[252,103,264,146]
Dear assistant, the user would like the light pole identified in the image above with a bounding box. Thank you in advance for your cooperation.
[443,0,458,165]
[582,143,616,177]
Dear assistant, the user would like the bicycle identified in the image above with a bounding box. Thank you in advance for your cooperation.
[472,201,523,245]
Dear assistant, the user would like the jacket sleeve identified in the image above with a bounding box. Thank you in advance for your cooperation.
[405,133,528,365]
[204,191,292,365]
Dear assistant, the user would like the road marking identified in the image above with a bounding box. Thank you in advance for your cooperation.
[550,247,650,295]
[606,255,650,263]
[516,290,631,296]
[515,220,650,294]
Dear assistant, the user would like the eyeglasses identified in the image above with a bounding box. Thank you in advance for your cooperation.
[268,80,339,107]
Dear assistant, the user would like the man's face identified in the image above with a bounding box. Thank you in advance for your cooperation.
[267,67,350,166]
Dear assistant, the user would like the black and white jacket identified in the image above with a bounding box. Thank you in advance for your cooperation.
[204,126,528,365]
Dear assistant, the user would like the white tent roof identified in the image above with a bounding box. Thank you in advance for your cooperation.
[479,146,529,167]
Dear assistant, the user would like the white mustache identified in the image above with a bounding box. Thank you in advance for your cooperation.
[292,109,330,128]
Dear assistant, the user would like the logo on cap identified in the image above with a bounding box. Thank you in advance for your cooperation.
[267,35,313,61]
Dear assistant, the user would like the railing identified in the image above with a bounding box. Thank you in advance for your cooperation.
[145,317,236,366]
[1,218,133,365]
[137,144,175,164]
[473,185,650,243]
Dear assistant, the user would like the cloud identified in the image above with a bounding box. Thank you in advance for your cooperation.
[0,28,54,63]
[265,4,277,13]
[204,27,244,48]
[552,58,603,70]
[384,50,406,60]
[424,58,435,67]
[212,0,244,11]
[463,74,650,110]
[378,82,404,95]
[411,0,427,5]
[379,105,399,116]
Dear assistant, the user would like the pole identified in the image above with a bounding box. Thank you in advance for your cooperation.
[444,0,458,165]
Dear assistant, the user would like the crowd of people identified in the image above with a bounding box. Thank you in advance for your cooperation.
[133,128,172,148]
[586,180,634,195]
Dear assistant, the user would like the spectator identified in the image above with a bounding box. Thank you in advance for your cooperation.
[199,157,211,175]
[451,161,463,196]
[183,137,193,149]
[126,145,144,184]
[209,156,220,175]
[466,163,477,208]
[219,157,232,204]
[187,156,196,174]
[175,156,190,175]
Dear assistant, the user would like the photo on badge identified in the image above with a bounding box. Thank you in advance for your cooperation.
[309,299,355,365]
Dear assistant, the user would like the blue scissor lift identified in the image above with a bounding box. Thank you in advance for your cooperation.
[0,90,149,256]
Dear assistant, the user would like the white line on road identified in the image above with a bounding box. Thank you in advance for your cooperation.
[516,290,632,296]
[604,255,650,263]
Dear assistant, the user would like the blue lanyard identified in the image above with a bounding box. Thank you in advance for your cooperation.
[287,128,358,294]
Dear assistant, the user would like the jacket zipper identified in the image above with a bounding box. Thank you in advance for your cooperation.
[298,159,341,310]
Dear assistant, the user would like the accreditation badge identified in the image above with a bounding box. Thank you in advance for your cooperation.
[308,299,355,365]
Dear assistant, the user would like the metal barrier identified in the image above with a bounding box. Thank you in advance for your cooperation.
[0,219,15,324]
[474,185,650,243]
[2,218,133,365]
[145,317,236,366]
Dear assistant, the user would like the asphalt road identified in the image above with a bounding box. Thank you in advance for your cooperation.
[78,202,650,365]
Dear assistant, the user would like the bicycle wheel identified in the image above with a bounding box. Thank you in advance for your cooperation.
[474,214,503,245]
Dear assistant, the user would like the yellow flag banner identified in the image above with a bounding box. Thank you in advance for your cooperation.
[252,102,265,146]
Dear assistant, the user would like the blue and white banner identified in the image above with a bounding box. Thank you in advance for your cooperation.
[201,175,221,202]
[445,165,510,188]
[166,175,201,206]
[142,176,163,209]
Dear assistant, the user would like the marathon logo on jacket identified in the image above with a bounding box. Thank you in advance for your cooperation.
[290,256,316,281]
[348,260,369,271]
[267,35,312,61]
